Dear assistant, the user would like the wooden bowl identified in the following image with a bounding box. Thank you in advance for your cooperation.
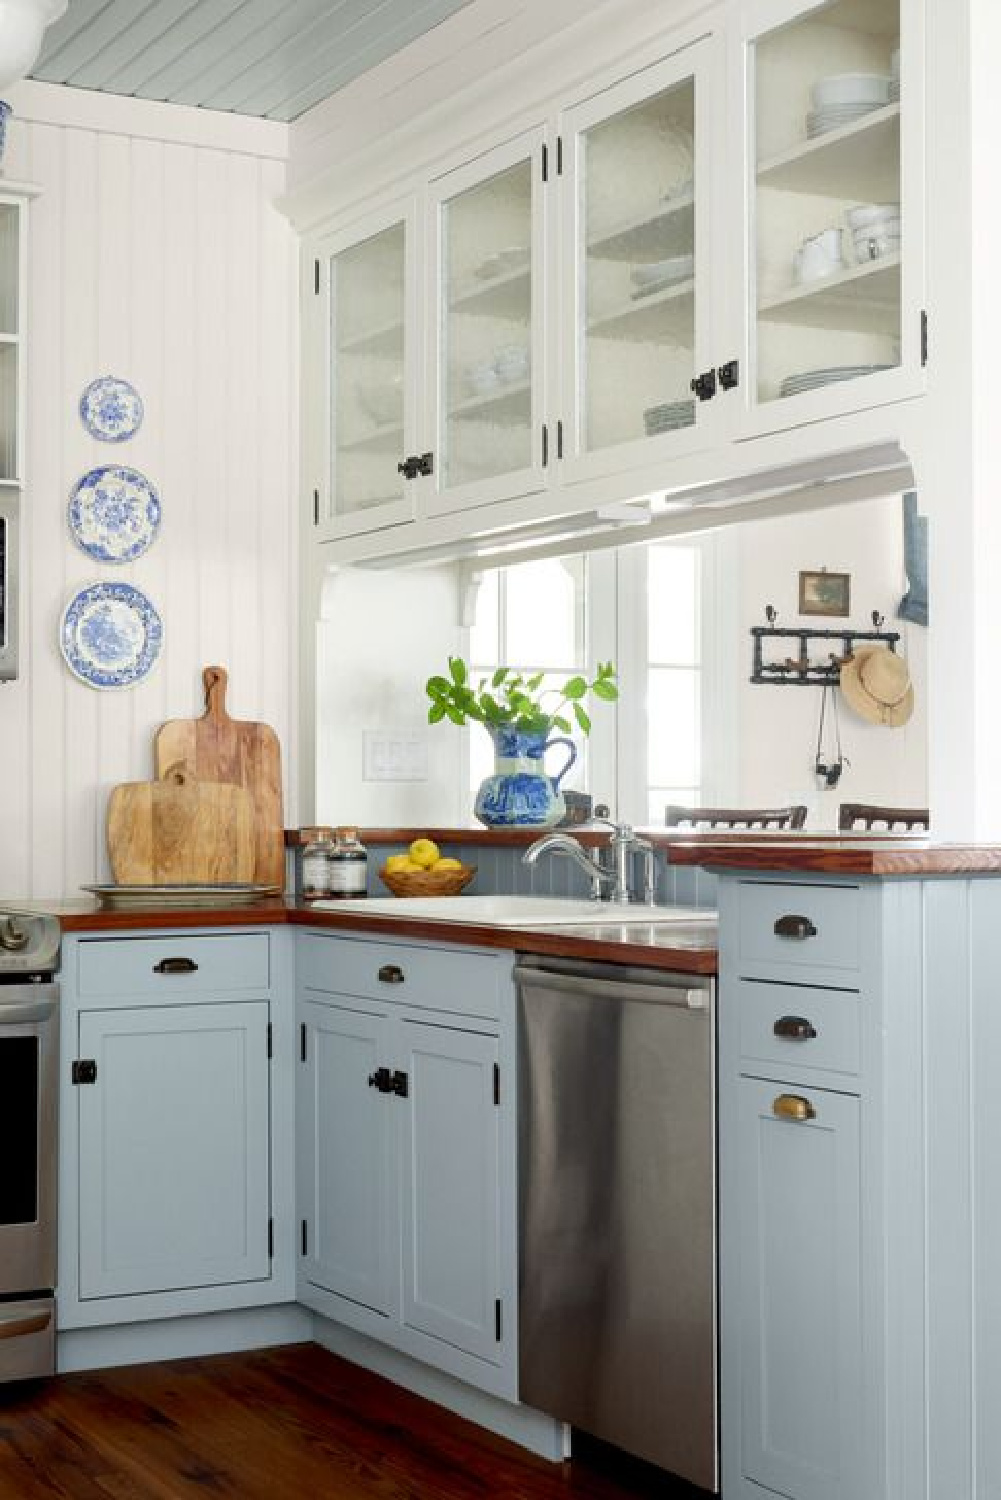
[378,864,476,898]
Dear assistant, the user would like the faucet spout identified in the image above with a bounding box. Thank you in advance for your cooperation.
[523,833,611,900]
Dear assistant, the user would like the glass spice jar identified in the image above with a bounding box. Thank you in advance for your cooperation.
[327,826,368,898]
[301,827,336,900]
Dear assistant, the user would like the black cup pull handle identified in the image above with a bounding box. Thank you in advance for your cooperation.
[378,964,405,984]
[773,1015,818,1041]
[773,914,817,940]
[153,957,199,975]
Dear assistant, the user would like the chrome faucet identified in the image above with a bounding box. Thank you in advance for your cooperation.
[523,817,658,906]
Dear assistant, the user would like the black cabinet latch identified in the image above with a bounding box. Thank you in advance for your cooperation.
[397,452,434,480]
[690,369,717,402]
[717,359,740,390]
[368,1067,393,1093]
[72,1059,97,1085]
[391,1070,409,1098]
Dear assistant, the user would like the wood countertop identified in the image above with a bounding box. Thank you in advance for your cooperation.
[36,897,716,975]
[666,840,1001,875]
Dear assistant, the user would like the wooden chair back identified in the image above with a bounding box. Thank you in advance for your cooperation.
[838,803,929,832]
[664,804,808,831]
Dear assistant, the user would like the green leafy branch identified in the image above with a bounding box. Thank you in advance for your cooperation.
[426,657,618,736]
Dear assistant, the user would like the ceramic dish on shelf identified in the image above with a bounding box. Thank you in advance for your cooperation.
[806,102,884,138]
[79,376,144,442]
[60,580,163,690]
[852,230,900,262]
[811,72,891,109]
[67,465,161,563]
[846,202,900,230]
[779,364,894,399]
[473,246,530,281]
[81,883,282,910]
[643,398,695,435]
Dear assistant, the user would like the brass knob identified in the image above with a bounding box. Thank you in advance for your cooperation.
[772,1093,816,1122]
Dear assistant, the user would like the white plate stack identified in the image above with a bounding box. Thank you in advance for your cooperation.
[643,398,695,435]
[779,363,895,399]
[807,72,891,138]
[630,253,695,300]
[847,202,900,263]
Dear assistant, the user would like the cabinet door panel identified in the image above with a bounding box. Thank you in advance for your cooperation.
[738,1075,863,1500]
[78,1002,270,1299]
[300,999,397,1317]
[400,1020,501,1363]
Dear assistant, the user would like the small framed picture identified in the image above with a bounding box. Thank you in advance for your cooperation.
[798,569,851,617]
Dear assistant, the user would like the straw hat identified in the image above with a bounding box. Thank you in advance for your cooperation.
[840,646,914,727]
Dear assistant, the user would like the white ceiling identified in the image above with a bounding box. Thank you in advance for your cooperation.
[32,0,477,122]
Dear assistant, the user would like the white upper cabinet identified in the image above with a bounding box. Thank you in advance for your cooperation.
[309,197,421,541]
[426,129,549,516]
[559,39,721,484]
[731,0,923,436]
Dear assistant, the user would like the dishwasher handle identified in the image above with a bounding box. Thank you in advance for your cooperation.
[513,964,710,1011]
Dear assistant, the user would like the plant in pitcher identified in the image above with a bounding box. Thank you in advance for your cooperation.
[425,657,618,828]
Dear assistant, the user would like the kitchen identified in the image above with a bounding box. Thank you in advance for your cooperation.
[0,0,994,1497]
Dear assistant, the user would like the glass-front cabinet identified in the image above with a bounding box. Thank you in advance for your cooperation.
[736,0,921,434]
[0,199,23,483]
[560,41,717,484]
[426,130,547,515]
[312,200,419,540]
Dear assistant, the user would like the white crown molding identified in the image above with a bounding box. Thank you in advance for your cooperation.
[7,77,290,159]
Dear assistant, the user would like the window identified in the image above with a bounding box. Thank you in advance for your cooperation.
[645,543,703,820]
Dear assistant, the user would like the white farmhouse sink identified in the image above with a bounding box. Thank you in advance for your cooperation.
[311,894,716,926]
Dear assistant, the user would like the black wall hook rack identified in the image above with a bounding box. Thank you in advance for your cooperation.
[751,622,901,687]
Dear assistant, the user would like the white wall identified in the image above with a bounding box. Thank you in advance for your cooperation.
[723,495,927,828]
[0,82,297,899]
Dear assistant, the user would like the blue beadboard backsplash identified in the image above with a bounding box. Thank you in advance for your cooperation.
[294,840,717,909]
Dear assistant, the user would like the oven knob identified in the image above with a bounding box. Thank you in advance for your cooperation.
[0,918,29,952]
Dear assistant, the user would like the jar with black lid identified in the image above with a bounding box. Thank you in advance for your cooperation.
[327,827,368,898]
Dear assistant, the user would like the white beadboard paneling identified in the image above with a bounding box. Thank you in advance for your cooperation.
[9,98,296,900]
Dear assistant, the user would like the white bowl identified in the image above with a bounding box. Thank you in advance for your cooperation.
[812,72,891,109]
[846,202,900,229]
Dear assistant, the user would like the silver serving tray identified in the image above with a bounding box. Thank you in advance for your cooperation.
[82,883,282,909]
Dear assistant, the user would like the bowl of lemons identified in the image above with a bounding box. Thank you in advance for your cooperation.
[379,838,476,897]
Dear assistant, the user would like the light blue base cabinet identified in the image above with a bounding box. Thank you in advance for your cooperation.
[717,869,1001,1500]
[295,929,518,1401]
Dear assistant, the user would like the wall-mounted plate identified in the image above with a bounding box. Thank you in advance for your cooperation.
[79,376,144,442]
[68,465,160,563]
[60,581,163,690]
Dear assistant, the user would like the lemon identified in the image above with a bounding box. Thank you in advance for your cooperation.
[384,853,411,873]
[432,857,464,873]
[396,860,424,873]
[408,837,440,868]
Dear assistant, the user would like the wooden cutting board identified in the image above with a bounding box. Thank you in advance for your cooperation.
[153,666,284,889]
[107,767,255,886]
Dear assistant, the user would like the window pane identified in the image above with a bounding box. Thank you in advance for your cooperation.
[505,559,580,666]
[648,544,698,663]
[650,787,699,824]
[469,570,499,664]
[648,667,699,787]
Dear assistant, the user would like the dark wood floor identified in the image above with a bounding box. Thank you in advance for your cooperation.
[0,1343,709,1499]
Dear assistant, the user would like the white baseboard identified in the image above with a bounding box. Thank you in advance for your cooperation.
[57,1303,312,1373]
[311,1314,566,1462]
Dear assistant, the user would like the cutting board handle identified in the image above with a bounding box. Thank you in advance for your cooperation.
[202,666,231,724]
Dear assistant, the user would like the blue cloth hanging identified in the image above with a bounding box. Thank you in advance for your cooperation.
[897,491,928,627]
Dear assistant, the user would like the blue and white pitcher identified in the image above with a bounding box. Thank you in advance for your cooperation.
[473,724,577,828]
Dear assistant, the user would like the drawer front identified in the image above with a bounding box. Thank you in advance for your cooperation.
[737,979,861,1078]
[737,882,861,976]
[77,933,271,998]
[298,932,500,1020]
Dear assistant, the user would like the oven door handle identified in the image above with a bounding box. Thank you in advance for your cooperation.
[0,998,56,1026]
[0,1308,51,1340]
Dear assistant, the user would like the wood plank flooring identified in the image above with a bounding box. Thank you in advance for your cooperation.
[0,1344,710,1499]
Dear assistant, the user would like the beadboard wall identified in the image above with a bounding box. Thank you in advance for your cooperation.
[0,81,297,900]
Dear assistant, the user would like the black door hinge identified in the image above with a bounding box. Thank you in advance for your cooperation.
[718,359,740,391]
[921,309,928,366]
[556,135,563,175]
[542,143,548,182]
[313,488,319,526]
[691,369,717,402]
[314,259,320,295]
[495,1298,503,1341]
[493,1062,500,1105]
[542,423,549,466]
[301,1219,308,1257]
[556,420,563,460]
[391,1069,409,1099]
[71,1059,97,1085]
[268,1217,274,1259]
[266,1022,273,1060]
[300,1022,307,1063]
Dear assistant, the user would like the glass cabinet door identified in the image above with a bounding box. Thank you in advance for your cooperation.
[427,130,546,515]
[316,204,417,539]
[0,201,21,483]
[561,42,714,482]
[742,0,916,428]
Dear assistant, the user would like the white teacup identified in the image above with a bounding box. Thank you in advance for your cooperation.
[794,228,845,284]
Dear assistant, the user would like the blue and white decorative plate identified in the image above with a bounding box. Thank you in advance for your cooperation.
[60,581,163,690]
[79,376,144,442]
[68,466,161,564]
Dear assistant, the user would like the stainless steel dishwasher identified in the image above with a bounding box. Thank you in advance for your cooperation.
[516,954,716,1493]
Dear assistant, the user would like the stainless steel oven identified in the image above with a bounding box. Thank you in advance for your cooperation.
[0,912,60,1380]
[0,490,17,682]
